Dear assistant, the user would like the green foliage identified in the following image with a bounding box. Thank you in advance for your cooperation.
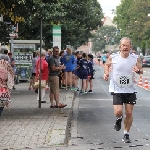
[92,25,117,53]
[0,0,103,49]
[113,0,150,52]
[0,22,10,43]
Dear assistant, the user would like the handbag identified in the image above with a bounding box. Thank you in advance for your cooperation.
[34,80,46,89]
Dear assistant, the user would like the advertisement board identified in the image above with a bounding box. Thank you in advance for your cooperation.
[13,45,34,65]
[53,26,61,50]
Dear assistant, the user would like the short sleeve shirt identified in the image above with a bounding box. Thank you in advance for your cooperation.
[48,56,60,76]
[31,57,37,73]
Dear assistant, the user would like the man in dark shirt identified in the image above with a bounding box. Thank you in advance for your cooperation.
[48,46,67,108]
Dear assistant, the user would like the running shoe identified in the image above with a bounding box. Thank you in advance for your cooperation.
[88,90,93,93]
[70,87,78,91]
[114,117,122,131]
[77,87,80,91]
[122,134,131,143]
[79,91,87,95]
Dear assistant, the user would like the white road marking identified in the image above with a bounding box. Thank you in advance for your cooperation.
[143,71,150,74]
[80,99,112,101]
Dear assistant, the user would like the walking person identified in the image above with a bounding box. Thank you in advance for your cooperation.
[48,46,67,108]
[103,37,143,143]
[0,55,14,116]
[36,50,48,103]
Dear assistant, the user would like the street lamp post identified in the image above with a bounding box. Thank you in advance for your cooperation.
[38,17,42,108]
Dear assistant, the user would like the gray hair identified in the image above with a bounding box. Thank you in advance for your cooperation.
[120,37,132,46]
[41,49,46,56]
[0,54,9,61]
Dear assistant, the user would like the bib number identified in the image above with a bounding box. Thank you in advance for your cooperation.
[116,75,132,88]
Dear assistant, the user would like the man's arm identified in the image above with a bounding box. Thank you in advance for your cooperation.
[133,57,143,74]
[103,56,112,81]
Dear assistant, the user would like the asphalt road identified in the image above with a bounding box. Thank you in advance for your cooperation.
[68,65,150,150]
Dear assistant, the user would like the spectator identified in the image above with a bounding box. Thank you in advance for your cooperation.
[101,54,107,64]
[78,53,89,94]
[74,51,82,91]
[48,46,67,108]
[0,49,10,63]
[46,49,52,62]
[72,52,78,91]
[29,51,38,90]
[59,50,65,88]
[36,50,40,59]
[8,52,16,90]
[0,56,14,116]
[86,54,94,93]
[62,48,75,90]
[36,49,48,103]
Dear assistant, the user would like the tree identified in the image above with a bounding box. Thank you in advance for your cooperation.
[92,25,117,54]
[113,0,150,53]
[0,0,103,49]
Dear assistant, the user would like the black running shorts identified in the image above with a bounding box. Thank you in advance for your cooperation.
[113,93,137,105]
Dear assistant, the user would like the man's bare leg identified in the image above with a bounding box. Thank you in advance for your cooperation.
[122,104,134,143]
[49,91,54,106]
[113,105,123,131]
[113,105,123,118]
[54,92,59,106]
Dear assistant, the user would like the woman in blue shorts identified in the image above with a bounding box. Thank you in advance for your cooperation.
[62,48,75,90]
[78,53,88,94]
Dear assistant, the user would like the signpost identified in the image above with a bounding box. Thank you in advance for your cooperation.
[53,26,61,50]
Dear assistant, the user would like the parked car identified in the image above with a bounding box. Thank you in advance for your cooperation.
[142,56,150,67]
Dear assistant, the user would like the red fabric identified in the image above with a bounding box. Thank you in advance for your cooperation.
[36,58,48,80]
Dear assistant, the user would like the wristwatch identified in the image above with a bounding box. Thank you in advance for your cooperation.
[136,70,140,74]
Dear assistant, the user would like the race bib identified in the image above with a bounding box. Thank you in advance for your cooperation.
[116,75,133,88]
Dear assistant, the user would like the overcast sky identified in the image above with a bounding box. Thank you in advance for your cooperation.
[98,0,121,18]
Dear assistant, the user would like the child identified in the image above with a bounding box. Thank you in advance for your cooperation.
[86,54,94,93]
[78,53,88,94]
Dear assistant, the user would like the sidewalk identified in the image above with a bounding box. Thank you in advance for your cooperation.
[0,83,75,150]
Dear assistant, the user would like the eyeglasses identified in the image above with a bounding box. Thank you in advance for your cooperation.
[55,51,59,53]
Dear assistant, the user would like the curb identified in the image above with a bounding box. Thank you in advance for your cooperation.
[47,90,75,146]
[68,94,79,146]
[65,91,75,144]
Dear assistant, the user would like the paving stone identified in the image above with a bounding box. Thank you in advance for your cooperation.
[0,83,74,149]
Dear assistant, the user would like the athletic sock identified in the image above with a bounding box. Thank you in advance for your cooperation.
[124,131,129,135]
[117,116,123,120]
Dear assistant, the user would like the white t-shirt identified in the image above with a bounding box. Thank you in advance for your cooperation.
[109,52,138,93]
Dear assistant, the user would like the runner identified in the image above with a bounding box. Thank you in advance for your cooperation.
[86,54,94,93]
[103,37,143,143]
